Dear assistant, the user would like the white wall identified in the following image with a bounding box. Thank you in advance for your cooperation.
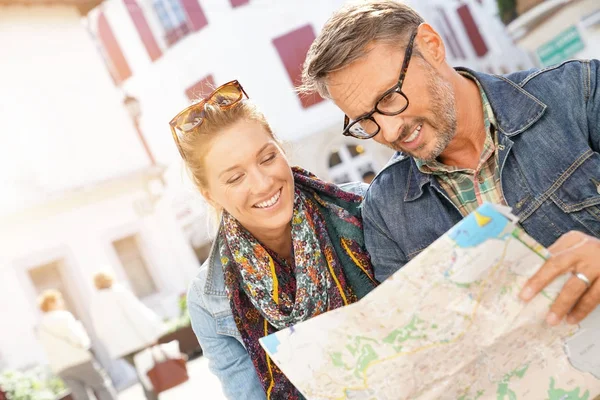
[0,5,150,216]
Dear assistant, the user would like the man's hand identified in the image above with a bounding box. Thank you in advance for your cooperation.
[519,231,600,325]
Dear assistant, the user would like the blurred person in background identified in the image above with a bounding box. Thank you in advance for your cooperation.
[302,0,600,327]
[37,289,117,400]
[89,271,165,400]
[176,81,378,399]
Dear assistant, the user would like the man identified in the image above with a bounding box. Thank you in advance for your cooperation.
[301,0,600,327]
[37,289,117,400]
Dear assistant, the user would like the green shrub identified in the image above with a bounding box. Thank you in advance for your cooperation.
[0,367,66,400]
[164,293,192,335]
[497,0,518,24]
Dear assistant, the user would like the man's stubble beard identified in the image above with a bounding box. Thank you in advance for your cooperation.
[388,66,457,162]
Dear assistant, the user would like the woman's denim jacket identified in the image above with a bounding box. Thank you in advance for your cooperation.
[187,182,367,399]
[363,60,600,282]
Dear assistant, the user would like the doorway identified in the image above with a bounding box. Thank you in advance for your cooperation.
[28,259,79,319]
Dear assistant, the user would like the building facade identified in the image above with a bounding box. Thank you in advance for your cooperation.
[87,0,533,254]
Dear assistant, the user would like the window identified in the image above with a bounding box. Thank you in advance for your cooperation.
[328,151,342,168]
[348,144,366,158]
[361,169,376,184]
[152,0,207,46]
[328,144,376,184]
[112,235,157,298]
[273,25,324,109]
[153,0,190,45]
[28,260,79,318]
[125,0,162,61]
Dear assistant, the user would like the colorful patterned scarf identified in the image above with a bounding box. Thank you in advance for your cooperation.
[218,167,378,399]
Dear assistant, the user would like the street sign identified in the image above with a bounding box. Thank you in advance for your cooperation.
[536,25,585,67]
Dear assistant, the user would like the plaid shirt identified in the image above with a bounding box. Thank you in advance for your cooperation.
[415,73,505,216]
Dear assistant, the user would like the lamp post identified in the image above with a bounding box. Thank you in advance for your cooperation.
[123,94,157,166]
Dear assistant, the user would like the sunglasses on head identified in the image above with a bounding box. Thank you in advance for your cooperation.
[169,80,248,160]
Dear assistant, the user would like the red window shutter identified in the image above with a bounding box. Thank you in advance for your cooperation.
[457,4,488,57]
[439,8,466,59]
[230,0,249,7]
[273,25,324,109]
[185,74,216,101]
[124,0,162,61]
[165,24,191,47]
[97,12,132,83]
[181,0,208,32]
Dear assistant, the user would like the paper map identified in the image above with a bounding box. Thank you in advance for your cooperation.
[260,203,600,400]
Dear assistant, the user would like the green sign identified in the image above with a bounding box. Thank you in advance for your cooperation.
[536,25,585,67]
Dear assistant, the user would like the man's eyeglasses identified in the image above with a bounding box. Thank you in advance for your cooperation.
[342,29,418,140]
[170,80,248,161]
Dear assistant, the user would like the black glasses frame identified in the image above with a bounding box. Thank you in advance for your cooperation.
[342,29,419,140]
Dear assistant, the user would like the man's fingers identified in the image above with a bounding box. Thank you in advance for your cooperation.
[566,279,600,324]
[547,231,588,255]
[520,251,578,301]
[518,231,600,326]
[546,275,589,325]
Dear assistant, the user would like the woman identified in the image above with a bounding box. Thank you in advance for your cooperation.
[89,271,166,400]
[174,81,378,399]
[36,289,117,400]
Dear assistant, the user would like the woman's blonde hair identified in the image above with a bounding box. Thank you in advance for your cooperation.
[38,289,63,313]
[177,100,279,192]
[93,271,115,290]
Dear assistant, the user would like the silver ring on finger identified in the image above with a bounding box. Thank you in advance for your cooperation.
[573,271,592,288]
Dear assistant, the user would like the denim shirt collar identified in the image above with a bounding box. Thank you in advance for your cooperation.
[404,67,547,202]
[203,224,228,297]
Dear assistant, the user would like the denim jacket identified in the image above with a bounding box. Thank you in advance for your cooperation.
[363,60,600,282]
[187,182,368,399]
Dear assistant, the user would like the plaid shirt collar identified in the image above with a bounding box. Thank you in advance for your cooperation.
[415,71,497,175]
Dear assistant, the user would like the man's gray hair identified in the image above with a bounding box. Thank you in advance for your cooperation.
[300,0,424,98]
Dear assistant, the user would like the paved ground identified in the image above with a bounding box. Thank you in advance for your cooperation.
[118,356,226,400]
